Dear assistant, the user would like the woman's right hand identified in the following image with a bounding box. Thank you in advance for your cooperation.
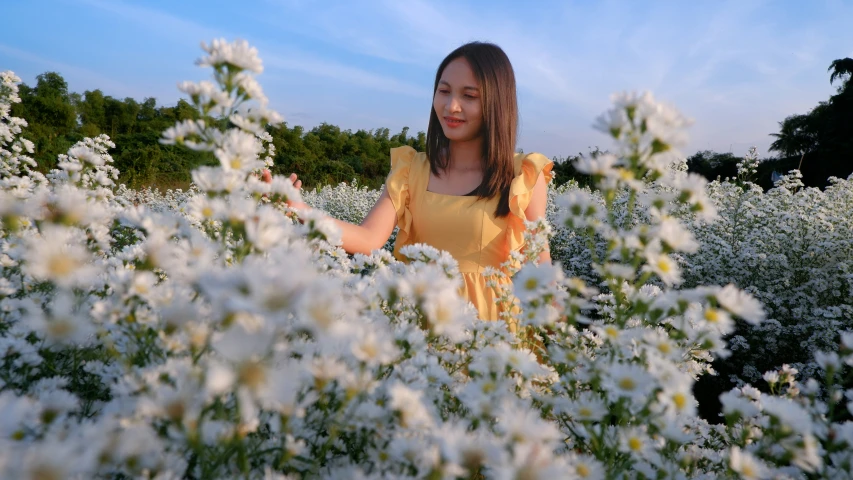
[284,172,309,210]
[262,170,309,212]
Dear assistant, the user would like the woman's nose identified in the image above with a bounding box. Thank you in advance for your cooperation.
[448,96,462,113]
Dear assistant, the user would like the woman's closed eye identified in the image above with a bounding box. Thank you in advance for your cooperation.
[436,88,477,100]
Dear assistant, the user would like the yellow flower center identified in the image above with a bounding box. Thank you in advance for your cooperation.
[704,308,720,323]
[47,254,78,277]
[359,342,378,360]
[433,304,452,325]
[238,361,266,390]
[29,465,63,480]
[165,399,186,422]
[309,303,335,329]
[628,437,642,451]
[47,320,74,339]
[618,377,637,391]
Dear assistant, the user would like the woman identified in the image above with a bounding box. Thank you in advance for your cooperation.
[279,41,553,327]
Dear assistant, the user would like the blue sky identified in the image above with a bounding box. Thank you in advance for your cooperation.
[2,0,852,159]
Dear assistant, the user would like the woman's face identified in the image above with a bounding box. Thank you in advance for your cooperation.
[433,57,484,143]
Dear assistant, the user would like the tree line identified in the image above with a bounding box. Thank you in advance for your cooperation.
[9,72,426,190]
[687,57,853,190]
[9,57,852,192]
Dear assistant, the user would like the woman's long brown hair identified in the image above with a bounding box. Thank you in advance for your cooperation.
[426,41,518,218]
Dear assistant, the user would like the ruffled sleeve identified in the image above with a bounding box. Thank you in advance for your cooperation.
[506,152,554,252]
[386,146,416,248]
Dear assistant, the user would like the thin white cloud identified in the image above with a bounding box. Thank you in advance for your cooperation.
[76,0,425,98]
[74,0,220,43]
[262,50,425,97]
[0,43,143,98]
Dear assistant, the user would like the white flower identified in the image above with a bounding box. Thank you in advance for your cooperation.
[593,108,630,138]
[214,129,265,173]
[513,262,562,303]
[560,391,608,422]
[23,224,97,288]
[210,324,274,394]
[197,38,263,74]
[178,80,234,113]
[351,329,399,366]
[574,153,619,177]
[160,119,205,146]
[760,396,814,436]
[715,284,765,324]
[388,383,434,429]
[257,365,303,417]
[642,251,682,286]
[729,446,769,480]
[566,453,605,479]
[657,383,697,417]
[840,331,853,351]
[234,72,267,104]
[496,400,562,445]
[791,434,823,473]
[656,216,699,253]
[763,371,780,386]
[298,208,343,246]
[420,287,473,342]
[698,306,735,335]
[28,291,96,346]
[641,329,682,360]
[555,190,602,228]
[602,363,655,405]
[814,350,842,372]
[293,279,354,336]
[205,362,236,395]
[618,426,656,458]
[244,206,291,251]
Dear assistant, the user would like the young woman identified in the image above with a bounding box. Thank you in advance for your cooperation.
[279,41,553,328]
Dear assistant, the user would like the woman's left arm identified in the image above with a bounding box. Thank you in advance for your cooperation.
[524,172,552,265]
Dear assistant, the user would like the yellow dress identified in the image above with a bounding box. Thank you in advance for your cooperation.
[385,146,554,326]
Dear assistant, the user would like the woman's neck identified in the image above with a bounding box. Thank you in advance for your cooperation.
[447,137,483,171]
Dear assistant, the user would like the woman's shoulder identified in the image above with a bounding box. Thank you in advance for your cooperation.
[513,151,553,177]
[390,146,428,170]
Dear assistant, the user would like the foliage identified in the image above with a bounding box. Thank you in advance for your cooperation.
[9,71,428,192]
[763,57,853,189]
[685,150,741,183]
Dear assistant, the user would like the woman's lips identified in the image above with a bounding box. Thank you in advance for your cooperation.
[444,117,465,128]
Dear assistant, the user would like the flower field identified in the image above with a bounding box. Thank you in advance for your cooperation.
[1,39,852,479]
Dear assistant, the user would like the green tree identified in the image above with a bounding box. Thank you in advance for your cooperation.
[27,72,77,135]
[77,89,107,131]
[686,150,741,182]
[766,57,853,188]
[828,57,853,93]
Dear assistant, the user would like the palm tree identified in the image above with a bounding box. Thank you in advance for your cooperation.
[768,112,821,157]
[828,58,853,92]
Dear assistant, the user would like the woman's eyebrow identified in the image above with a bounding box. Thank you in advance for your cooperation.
[438,80,480,91]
